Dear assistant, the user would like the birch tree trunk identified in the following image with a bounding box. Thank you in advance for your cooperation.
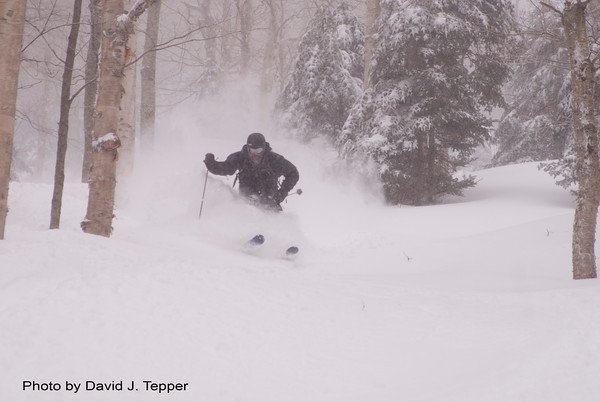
[82,0,102,182]
[50,0,83,229]
[140,0,160,150]
[0,0,27,239]
[363,0,380,89]
[117,0,138,177]
[562,0,600,279]
[82,0,155,237]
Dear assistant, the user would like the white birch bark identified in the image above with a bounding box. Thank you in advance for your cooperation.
[82,0,102,182]
[562,0,599,279]
[140,0,160,150]
[0,0,27,239]
[117,0,138,177]
[82,0,155,237]
[363,0,380,89]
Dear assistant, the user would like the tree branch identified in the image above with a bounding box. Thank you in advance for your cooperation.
[540,1,562,15]
[125,29,239,68]
[22,22,87,53]
[69,77,97,103]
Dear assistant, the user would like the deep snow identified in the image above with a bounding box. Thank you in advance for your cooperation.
[2,91,600,402]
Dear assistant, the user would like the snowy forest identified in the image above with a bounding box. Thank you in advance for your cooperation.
[2,0,600,401]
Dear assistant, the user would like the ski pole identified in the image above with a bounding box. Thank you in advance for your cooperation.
[199,169,209,219]
[287,188,303,197]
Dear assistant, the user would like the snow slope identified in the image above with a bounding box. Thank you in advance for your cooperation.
[2,93,600,402]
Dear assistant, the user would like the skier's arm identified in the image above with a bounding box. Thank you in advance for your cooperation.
[204,152,240,176]
[278,157,299,194]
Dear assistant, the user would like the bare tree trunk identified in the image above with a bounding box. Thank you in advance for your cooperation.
[0,0,27,239]
[236,0,253,77]
[425,131,436,204]
[35,62,52,180]
[82,0,102,182]
[140,0,161,151]
[363,0,380,89]
[414,131,426,206]
[200,0,217,67]
[259,0,280,121]
[200,0,221,95]
[50,0,83,229]
[117,0,138,176]
[276,22,288,93]
[562,1,600,279]
[260,0,279,95]
[219,0,234,72]
[82,0,155,237]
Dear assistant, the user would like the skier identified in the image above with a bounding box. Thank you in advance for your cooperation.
[204,133,299,211]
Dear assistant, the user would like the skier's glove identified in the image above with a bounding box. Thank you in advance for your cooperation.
[204,153,215,169]
[274,188,288,204]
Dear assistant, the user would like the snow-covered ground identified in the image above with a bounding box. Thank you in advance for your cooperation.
[2,93,599,401]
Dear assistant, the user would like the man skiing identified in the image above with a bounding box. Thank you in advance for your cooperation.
[204,133,299,211]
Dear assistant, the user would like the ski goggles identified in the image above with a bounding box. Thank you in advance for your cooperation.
[248,146,264,155]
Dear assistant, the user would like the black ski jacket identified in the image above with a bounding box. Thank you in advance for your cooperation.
[206,143,299,207]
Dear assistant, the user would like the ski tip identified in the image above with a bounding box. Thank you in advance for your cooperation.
[249,234,265,245]
[286,246,299,256]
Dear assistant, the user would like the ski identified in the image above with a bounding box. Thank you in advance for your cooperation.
[283,246,299,260]
[247,234,265,246]
[242,234,265,254]
[244,235,299,259]
[285,246,299,256]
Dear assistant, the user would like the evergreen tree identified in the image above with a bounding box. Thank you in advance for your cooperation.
[493,7,600,192]
[340,0,513,205]
[492,10,571,167]
[276,2,363,141]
